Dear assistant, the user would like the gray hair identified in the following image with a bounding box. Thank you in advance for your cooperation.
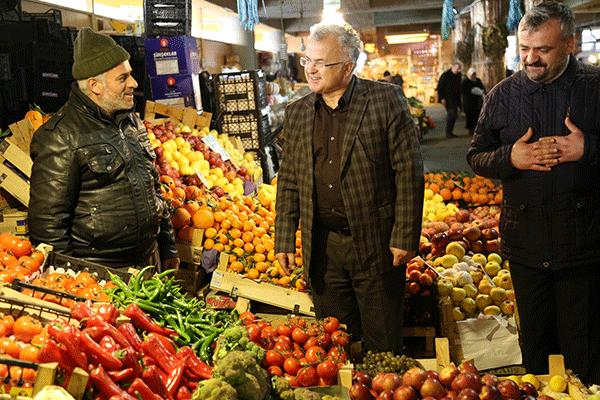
[77,72,107,95]
[308,22,363,65]
[520,1,575,41]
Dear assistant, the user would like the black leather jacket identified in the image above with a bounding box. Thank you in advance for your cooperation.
[29,82,178,268]
[467,56,600,269]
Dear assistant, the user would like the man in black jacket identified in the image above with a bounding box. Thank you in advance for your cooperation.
[28,28,180,271]
[436,62,462,138]
[467,2,600,384]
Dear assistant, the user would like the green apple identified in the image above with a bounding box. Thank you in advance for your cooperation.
[460,297,477,314]
[450,287,467,303]
[437,254,460,268]
[487,252,502,264]
[435,266,445,274]
[506,289,516,301]
[446,241,466,260]
[437,278,454,297]
[476,293,493,310]
[502,259,510,270]
[497,269,510,277]
[472,253,487,266]
[499,274,513,290]
[478,279,494,295]
[484,261,501,277]
[500,299,515,316]
[469,270,484,285]
[453,306,466,321]
[463,283,478,298]
[483,305,502,315]
[492,275,502,286]
[490,287,507,302]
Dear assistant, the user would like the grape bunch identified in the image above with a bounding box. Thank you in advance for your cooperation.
[354,351,423,377]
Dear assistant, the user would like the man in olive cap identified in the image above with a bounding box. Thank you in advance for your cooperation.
[28,28,180,270]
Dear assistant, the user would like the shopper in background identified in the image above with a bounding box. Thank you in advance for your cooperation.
[461,68,485,135]
[467,1,600,384]
[381,70,392,82]
[28,28,180,271]
[390,73,404,88]
[436,62,462,138]
[275,22,424,354]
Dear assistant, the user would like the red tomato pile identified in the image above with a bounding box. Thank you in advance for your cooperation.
[239,311,350,387]
[0,233,44,284]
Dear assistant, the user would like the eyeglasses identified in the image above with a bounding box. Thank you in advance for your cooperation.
[300,57,347,69]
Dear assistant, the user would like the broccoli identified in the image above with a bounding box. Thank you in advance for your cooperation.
[224,325,249,342]
[246,340,267,364]
[192,378,237,400]
[270,376,295,400]
[293,388,321,400]
[214,350,270,400]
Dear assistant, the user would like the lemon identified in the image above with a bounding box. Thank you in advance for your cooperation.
[507,375,521,385]
[549,375,568,393]
[521,374,540,390]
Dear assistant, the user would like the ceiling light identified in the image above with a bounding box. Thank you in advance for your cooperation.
[300,38,306,51]
[364,43,376,53]
[322,8,344,24]
[385,33,430,44]
[589,54,598,64]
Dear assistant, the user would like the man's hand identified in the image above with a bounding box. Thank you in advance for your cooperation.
[390,247,415,266]
[533,117,584,165]
[162,257,180,270]
[275,252,296,276]
[510,128,552,171]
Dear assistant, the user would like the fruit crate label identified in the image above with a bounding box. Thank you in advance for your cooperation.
[193,168,210,188]
[202,135,230,161]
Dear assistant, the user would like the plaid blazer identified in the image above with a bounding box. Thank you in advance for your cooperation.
[274,77,424,277]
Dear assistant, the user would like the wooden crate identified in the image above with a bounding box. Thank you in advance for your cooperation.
[0,139,33,178]
[8,119,35,154]
[144,101,212,130]
[404,326,437,358]
[210,253,315,316]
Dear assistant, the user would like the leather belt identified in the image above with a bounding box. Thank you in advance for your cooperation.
[331,226,351,236]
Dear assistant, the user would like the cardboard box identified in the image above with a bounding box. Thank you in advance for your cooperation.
[0,138,33,178]
[0,162,30,207]
[150,73,202,112]
[0,209,28,235]
[144,36,200,77]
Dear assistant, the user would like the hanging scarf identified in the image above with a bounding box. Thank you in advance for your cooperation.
[507,0,523,31]
[441,0,455,40]
[238,0,268,31]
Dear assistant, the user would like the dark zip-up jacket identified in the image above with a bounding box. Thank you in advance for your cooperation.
[467,56,600,269]
[29,82,178,268]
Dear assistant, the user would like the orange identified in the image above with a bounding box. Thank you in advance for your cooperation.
[25,110,43,130]
[213,211,226,223]
[254,243,266,254]
[255,261,268,273]
[242,231,255,243]
[247,268,260,279]
[204,227,217,239]
[229,228,242,239]
[171,207,191,229]
[230,261,244,273]
[244,242,255,253]
[452,188,463,200]
[192,209,214,229]
[439,188,452,201]
[428,183,440,194]
[213,242,225,252]
[233,238,245,248]
[254,253,266,263]
[203,238,215,250]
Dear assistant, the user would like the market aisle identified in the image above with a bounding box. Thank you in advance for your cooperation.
[419,103,475,174]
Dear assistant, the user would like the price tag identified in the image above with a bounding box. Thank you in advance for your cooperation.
[202,135,230,161]
[193,169,211,188]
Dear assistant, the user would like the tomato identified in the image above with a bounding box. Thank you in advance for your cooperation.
[274,334,292,348]
[0,269,17,284]
[0,251,17,267]
[323,316,340,334]
[29,249,45,270]
[303,336,320,351]
[331,330,350,347]
[1,315,14,336]
[0,337,21,358]
[13,316,43,343]
[316,358,339,379]
[284,373,300,387]
[246,324,261,342]
[2,236,19,256]
[317,332,331,348]
[11,238,32,258]
[265,349,285,367]
[283,357,302,375]
[306,323,321,337]
[256,320,270,330]
[292,348,305,360]
[30,334,47,346]
[276,322,293,337]
[291,328,309,344]
[318,376,336,386]
[21,368,36,382]
[72,272,97,287]
[267,365,283,377]
[297,365,319,387]
[305,345,326,364]
[76,284,103,300]
[273,341,291,352]
[18,344,39,363]
[290,316,307,329]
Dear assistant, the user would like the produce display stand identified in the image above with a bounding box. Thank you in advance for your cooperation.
[144,100,212,130]
[209,252,315,316]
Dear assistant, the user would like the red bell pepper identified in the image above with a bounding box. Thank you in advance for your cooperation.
[55,325,88,370]
[176,386,192,400]
[88,314,130,349]
[127,378,162,400]
[123,303,175,336]
[96,303,120,326]
[99,335,119,353]
[117,323,143,351]
[141,335,179,375]
[165,355,187,397]
[177,346,212,380]
[90,365,138,400]
[141,365,174,400]
[147,332,177,355]
[142,355,157,368]
[38,338,77,373]
[80,332,123,370]
[47,317,70,338]
[71,301,93,323]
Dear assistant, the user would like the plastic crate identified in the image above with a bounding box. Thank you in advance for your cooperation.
[219,111,273,149]
[215,70,268,113]
[143,0,191,37]
[22,9,62,25]
[42,252,132,284]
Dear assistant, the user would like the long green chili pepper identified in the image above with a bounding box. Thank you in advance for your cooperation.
[134,299,164,315]
[156,268,177,280]
[133,265,155,293]
[198,331,219,361]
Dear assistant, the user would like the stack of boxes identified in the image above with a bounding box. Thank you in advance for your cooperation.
[215,70,276,181]
[144,36,202,112]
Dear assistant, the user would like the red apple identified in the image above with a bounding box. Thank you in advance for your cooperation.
[419,241,433,254]
[431,232,451,248]
[484,239,500,253]
[480,385,502,400]
[480,228,499,241]
[438,365,460,388]
[430,245,446,258]
[376,390,395,400]
[421,227,437,240]
[463,226,481,241]
[350,382,374,400]
[393,385,418,400]
[536,396,556,400]
[420,378,446,399]
[496,379,520,400]
[519,383,537,398]
[451,373,482,392]
[403,367,428,391]
[447,229,463,241]
[468,240,484,253]
[457,388,480,400]
[427,370,440,381]
[481,374,499,387]
[458,362,480,379]
[372,372,402,394]
[455,209,471,223]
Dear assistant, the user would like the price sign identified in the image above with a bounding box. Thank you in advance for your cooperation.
[202,135,230,161]
[193,169,211,188]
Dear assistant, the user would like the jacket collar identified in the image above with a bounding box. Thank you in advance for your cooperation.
[520,54,579,95]
[70,81,135,126]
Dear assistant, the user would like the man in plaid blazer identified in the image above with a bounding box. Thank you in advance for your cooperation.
[274,22,424,353]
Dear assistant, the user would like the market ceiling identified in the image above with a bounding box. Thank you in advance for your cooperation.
[209,0,600,36]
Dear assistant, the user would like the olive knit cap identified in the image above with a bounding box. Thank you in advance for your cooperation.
[72,27,130,80]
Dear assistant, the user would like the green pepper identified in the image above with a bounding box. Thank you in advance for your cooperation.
[198,331,219,361]
[133,265,156,293]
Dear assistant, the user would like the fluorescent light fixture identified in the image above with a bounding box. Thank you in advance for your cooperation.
[385,33,430,44]
[589,54,598,64]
